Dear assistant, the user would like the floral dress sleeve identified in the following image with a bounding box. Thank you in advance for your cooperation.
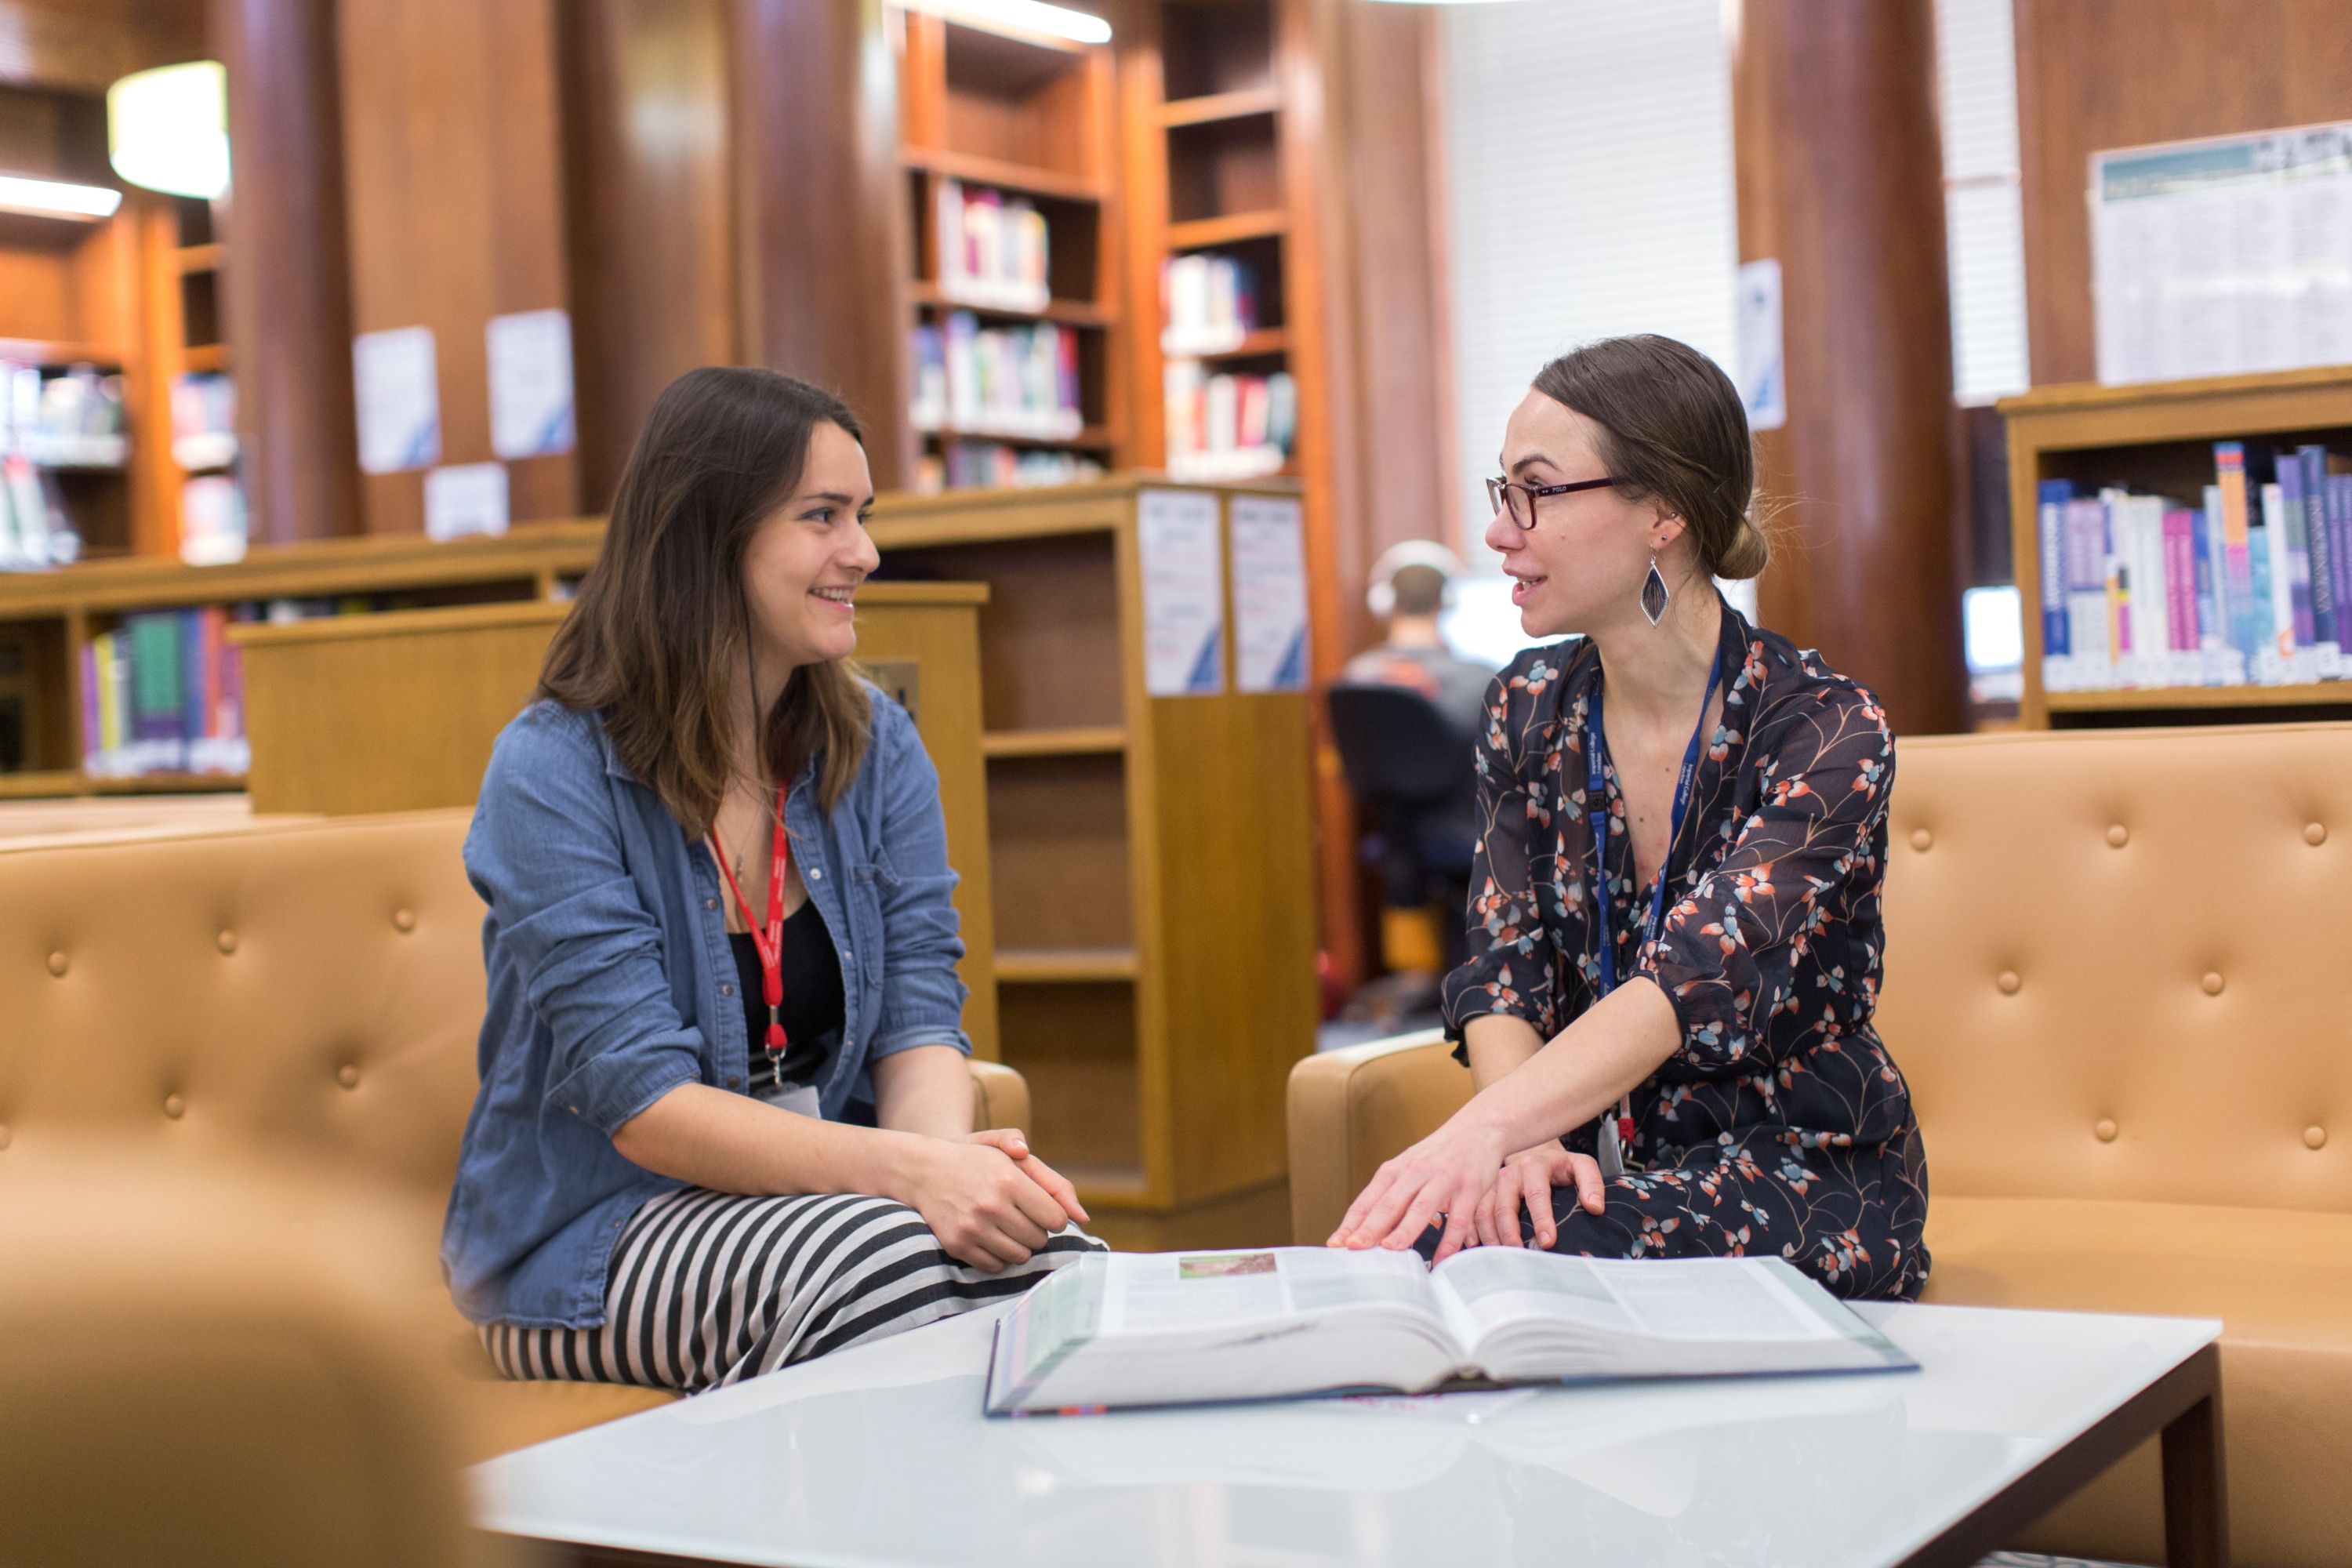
[1441,655,1578,1050]
[1636,675,1894,1075]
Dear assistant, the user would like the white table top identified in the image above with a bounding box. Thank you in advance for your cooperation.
[471,1300,2218,1568]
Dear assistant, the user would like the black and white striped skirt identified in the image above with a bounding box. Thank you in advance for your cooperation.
[484,1187,1105,1392]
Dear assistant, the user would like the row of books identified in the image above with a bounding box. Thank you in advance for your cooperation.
[0,458,76,569]
[1163,362,1296,482]
[2037,441,2352,691]
[80,608,252,778]
[935,179,1051,312]
[913,441,1106,494]
[171,371,238,473]
[1160,253,1261,356]
[181,473,248,566]
[909,313,1083,441]
[4,363,129,470]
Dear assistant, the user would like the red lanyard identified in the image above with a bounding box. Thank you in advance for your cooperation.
[710,785,790,1068]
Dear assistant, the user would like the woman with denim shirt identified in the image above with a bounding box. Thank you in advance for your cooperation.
[442,368,1101,1391]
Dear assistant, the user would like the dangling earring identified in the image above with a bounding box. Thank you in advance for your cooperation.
[1639,550,1670,626]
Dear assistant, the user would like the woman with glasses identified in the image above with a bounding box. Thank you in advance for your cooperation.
[1327,335,1929,1301]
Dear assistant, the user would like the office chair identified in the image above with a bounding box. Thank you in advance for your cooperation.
[1324,682,1479,977]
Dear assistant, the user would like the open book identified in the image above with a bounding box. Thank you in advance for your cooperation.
[985,1247,1914,1416]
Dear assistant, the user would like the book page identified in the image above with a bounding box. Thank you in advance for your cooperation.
[1433,1247,1639,1341]
[1596,1258,1833,1341]
[1100,1247,1436,1335]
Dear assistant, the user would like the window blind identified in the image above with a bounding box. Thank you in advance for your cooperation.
[1934,0,2031,403]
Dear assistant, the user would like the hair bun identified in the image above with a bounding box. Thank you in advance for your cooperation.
[1715,515,1770,580]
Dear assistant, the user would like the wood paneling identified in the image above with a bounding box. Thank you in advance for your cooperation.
[336,0,576,535]
[1730,0,1965,736]
[0,0,205,94]
[729,0,911,491]
[216,0,361,544]
[555,0,739,511]
[2014,0,2352,389]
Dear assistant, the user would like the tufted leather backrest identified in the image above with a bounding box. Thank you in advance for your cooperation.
[0,811,489,1197]
[1878,721,2352,1214]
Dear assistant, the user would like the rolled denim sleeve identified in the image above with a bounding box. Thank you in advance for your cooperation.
[866,700,971,1059]
[465,707,703,1135]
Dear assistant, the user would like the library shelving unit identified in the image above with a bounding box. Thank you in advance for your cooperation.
[2001,366,2352,728]
[895,7,1128,491]
[0,521,604,799]
[134,194,239,559]
[1117,0,1301,481]
[866,476,1318,1250]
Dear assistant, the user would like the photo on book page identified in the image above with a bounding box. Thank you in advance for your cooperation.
[983,1247,1914,1416]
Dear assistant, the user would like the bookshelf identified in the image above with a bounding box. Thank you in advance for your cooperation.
[1119,0,1303,484]
[2002,367,2352,728]
[895,8,1128,494]
[866,477,1318,1250]
[136,194,242,564]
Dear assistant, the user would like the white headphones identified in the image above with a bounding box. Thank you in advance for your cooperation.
[1366,539,1465,618]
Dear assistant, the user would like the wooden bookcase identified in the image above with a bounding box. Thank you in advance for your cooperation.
[1116,0,1301,481]
[2002,366,2352,728]
[894,9,1128,491]
[866,476,1317,1250]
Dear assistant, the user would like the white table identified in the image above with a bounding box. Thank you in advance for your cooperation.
[473,1301,2224,1568]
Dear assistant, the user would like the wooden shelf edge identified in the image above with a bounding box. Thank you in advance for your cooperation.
[1998,363,2352,416]
[89,772,247,794]
[183,344,230,373]
[902,146,1106,204]
[176,242,226,274]
[1171,327,1290,364]
[0,337,127,369]
[1159,87,1280,128]
[1167,210,1287,251]
[1066,1167,1153,1206]
[2046,682,2352,713]
[996,948,1139,982]
[908,283,1115,328]
[982,726,1127,758]
[916,423,1115,452]
[0,770,85,799]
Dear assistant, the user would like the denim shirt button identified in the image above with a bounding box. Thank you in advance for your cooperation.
[720,982,735,997]
[705,898,717,910]
[809,867,823,881]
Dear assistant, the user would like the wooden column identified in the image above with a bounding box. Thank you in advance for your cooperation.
[555,0,739,512]
[214,0,362,543]
[728,0,911,492]
[337,0,578,536]
[1730,0,1964,736]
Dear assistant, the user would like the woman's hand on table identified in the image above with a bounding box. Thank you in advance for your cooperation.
[1326,1114,1512,1262]
[1474,1143,1605,1249]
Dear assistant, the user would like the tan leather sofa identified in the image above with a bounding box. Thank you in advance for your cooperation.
[1290,720,2352,1568]
[0,808,1031,1464]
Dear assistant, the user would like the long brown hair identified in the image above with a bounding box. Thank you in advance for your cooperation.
[539,367,873,832]
[1533,334,1770,579]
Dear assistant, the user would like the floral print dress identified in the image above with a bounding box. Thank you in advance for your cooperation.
[1439,597,1929,1300]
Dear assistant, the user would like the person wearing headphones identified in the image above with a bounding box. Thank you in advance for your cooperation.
[1341,540,1497,738]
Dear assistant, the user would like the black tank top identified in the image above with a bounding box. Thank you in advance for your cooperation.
[728,898,844,1089]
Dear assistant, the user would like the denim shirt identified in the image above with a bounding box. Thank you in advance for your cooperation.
[440,691,970,1328]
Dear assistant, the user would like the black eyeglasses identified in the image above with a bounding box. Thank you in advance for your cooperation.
[1486,474,1618,530]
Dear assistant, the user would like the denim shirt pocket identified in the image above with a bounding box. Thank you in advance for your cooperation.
[844,853,897,990]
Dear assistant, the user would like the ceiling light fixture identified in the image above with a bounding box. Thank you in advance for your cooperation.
[913,0,1112,45]
[107,60,230,201]
[0,173,124,221]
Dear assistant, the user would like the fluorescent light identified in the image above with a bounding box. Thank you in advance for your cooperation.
[0,174,122,220]
[108,60,230,200]
[913,0,1112,45]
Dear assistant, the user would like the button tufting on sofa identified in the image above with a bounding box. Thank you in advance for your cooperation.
[163,1093,186,1120]
[2105,824,2129,848]
[2307,1127,2328,1150]
[1909,827,1933,851]
[2307,822,2328,846]
[1996,970,2020,995]
[2094,1118,2118,1142]
[2201,971,2224,996]
[393,908,417,933]
[338,1063,361,1090]
[45,951,66,978]
[216,929,238,955]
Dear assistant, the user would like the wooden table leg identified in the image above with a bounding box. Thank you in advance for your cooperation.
[2160,1345,2228,1568]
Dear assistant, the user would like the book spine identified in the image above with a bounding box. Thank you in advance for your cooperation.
[180,609,207,759]
[2332,476,2352,667]
[2194,487,2223,650]
[2101,490,2128,666]
[2262,484,2295,658]
[2134,496,2167,681]
[2163,510,2197,656]
[2037,479,2071,659]
[78,637,101,773]
[2275,457,2316,649]
[2248,524,2276,678]
[2216,442,2257,657]
[2299,446,2338,657]
[99,629,125,774]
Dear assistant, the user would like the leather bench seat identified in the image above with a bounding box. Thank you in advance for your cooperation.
[0,808,1029,1463]
[1291,720,2352,1568]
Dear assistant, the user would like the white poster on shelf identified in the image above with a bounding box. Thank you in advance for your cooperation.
[1138,487,1224,697]
[423,462,510,543]
[1735,258,1787,431]
[487,308,578,460]
[352,325,441,474]
[1230,494,1308,693]
[2092,122,2352,386]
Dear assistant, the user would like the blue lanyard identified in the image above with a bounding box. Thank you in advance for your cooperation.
[1584,659,1722,1002]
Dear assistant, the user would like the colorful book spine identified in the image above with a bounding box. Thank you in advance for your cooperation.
[2215,443,2257,659]
[2162,508,2198,657]
[78,638,101,773]
[2062,499,2109,685]
[2194,488,2223,654]
[2299,445,2339,658]
[2261,484,2296,656]
[2331,475,2352,665]
[2036,479,2071,658]
[2274,456,2317,648]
